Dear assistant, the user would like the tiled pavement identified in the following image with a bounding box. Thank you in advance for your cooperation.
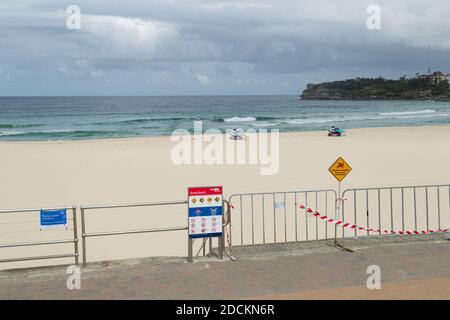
[0,236,449,299]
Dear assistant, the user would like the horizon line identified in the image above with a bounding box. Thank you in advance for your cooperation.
[0,94,299,98]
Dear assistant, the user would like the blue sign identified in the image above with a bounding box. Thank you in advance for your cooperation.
[189,206,223,218]
[40,209,67,229]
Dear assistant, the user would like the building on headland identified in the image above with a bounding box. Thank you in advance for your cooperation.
[416,71,449,85]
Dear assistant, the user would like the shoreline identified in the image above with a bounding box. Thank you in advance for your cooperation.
[0,123,449,144]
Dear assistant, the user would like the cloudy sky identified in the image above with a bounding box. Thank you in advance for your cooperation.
[1,0,450,96]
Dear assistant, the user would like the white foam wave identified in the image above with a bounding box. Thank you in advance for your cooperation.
[378,109,436,116]
[392,113,449,120]
[284,113,450,125]
[251,122,280,127]
[224,116,257,122]
[0,129,79,137]
[0,131,25,136]
[285,118,339,125]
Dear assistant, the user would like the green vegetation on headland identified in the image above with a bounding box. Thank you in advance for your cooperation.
[300,71,450,101]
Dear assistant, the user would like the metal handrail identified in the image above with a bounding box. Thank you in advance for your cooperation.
[80,200,189,267]
[0,206,73,214]
[228,188,337,197]
[0,239,75,249]
[85,226,188,238]
[0,206,79,266]
[342,184,450,192]
[0,254,75,264]
[81,200,187,210]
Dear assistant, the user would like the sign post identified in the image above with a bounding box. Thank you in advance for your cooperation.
[187,186,224,262]
[328,157,353,252]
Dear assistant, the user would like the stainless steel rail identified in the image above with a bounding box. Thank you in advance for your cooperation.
[0,206,79,265]
[80,200,188,267]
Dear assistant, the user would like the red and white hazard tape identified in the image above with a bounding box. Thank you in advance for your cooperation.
[298,204,448,235]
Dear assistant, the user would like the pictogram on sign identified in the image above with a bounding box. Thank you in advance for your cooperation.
[329,157,352,182]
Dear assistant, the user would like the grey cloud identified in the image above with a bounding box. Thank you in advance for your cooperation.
[1,0,450,95]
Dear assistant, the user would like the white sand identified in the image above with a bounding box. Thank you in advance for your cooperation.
[0,125,449,269]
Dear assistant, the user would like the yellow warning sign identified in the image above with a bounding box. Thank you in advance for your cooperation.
[329,157,352,182]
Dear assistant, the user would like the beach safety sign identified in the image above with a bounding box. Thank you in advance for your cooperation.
[188,186,223,238]
[40,208,67,230]
[329,157,352,182]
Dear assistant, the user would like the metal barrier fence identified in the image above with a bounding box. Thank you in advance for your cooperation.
[81,200,232,267]
[0,200,231,269]
[0,184,448,269]
[0,206,78,265]
[80,200,188,267]
[228,189,338,246]
[341,184,450,238]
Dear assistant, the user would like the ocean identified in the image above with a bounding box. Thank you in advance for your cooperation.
[0,96,449,140]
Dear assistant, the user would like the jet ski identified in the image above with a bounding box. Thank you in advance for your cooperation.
[328,126,345,137]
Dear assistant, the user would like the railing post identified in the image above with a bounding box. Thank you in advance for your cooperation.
[225,199,233,254]
[261,194,265,244]
[354,190,357,237]
[219,235,224,260]
[295,192,299,241]
[273,193,276,243]
[81,207,87,268]
[425,187,429,232]
[305,192,309,241]
[187,238,193,262]
[390,188,393,232]
[72,206,79,266]
[187,196,193,262]
[366,189,369,236]
[437,186,441,231]
[251,195,255,245]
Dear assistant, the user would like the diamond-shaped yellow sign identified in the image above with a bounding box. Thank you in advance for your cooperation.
[329,157,352,182]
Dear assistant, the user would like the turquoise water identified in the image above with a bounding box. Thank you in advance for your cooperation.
[0,96,449,140]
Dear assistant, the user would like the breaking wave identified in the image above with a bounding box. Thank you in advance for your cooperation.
[223,116,257,122]
[378,109,436,116]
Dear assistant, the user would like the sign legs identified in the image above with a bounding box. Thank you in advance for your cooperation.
[188,238,193,262]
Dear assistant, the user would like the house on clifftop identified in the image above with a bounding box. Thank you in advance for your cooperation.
[416,71,449,85]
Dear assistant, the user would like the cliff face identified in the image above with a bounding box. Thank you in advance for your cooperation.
[300,77,450,101]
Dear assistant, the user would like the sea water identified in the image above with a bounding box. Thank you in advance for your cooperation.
[0,96,449,140]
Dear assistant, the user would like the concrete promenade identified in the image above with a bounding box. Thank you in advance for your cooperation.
[0,235,449,299]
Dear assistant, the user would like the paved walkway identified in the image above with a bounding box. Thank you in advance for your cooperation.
[0,236,449,299]
[249,276,450,300]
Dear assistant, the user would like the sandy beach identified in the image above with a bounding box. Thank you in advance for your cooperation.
[0,125,449,269]
[1,125,449,207]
